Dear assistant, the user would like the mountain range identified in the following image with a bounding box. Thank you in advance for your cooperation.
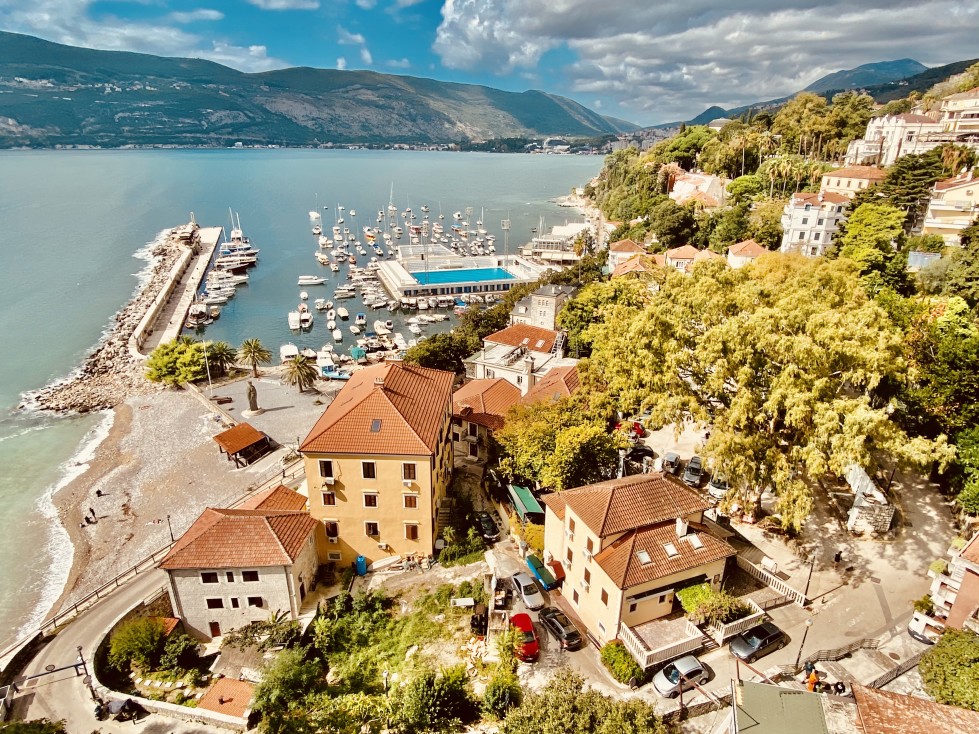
[668,58,978,128]
[0,31,636,148]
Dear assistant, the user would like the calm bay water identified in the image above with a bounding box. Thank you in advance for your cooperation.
[0,149,602,649]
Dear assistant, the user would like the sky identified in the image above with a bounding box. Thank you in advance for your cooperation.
[1,0,977,125]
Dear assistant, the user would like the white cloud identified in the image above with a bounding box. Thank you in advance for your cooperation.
[387,58,411,68]
[355,0,376,7]
[337,25,366,46]
[394,0,426,7]
[360,47,373,65]
[337,57,348,70]
[169,9,224,24]
[0,0,288,73]
[245,0,319,10]
[434,0,979,123]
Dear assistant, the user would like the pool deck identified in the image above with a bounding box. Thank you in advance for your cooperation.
[376,256,549,299]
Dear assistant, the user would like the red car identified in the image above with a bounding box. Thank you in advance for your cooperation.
[615,420,645,441]
[510,612,540,662]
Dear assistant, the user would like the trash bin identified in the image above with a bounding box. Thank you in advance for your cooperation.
[355,555,368,576]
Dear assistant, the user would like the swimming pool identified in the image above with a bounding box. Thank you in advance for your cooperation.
[409,267,515,286]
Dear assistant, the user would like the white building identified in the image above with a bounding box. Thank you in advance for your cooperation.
[669,173,727,209]
[606,239,646,272]
[727,239,768,269]
[922,171,979,246]
[779,192,849,257]
[466,323,576,395]
[510,284,577,331]
[521,222,593,264]
[159,486,319,640]
[819,166,886,199]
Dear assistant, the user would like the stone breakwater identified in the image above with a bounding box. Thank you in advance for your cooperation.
[23,227,194,414]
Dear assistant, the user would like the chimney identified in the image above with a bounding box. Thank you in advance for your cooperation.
[676,517,688,537]
[523,355,534,375]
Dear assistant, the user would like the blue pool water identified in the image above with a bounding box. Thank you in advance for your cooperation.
[410,267,515,286]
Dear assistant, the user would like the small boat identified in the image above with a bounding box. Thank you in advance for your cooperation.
[300,347,317,359]
[327,319,337,330]
[408,324,422,335]
[349,209,356,216]
[373,320,392,335]
[298,275,326,286]
[384,319,394,330]
[348,254,357,264]
[314,298,328,310]
[337,307,349,320]
[350,325,361,334]
[330,262,340,272]
[280,343,299,362]
[299,303,313,329]
[417,298,429,310]
[209,306,221,320]
[288,309,301,329]
[356,312,367,325]
[332,328,344,342]
[315,251,331,265]
[312,224,322,236]
[326,309,336,320]
[300,291,309,301]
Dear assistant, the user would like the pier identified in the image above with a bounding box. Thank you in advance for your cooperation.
[133,226,223,355]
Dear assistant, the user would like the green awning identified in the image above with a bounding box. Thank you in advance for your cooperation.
[526,554,557,590]
[508,484,544,521]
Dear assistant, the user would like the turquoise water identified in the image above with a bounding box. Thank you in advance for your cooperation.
[0,149,601,649]
[409,267,516,286]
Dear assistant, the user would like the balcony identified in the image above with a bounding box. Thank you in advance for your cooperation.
[619,616,705,670]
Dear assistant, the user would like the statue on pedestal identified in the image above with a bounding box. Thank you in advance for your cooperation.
[246,381,259,412]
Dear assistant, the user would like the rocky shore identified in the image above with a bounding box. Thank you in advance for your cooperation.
[22,227,192,414]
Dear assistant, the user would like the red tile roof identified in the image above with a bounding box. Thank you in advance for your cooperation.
[197,678,255,719]
[894,112,939,122]
[609,239,645,253]
[453,378,521,430]
[159,508,318,570]
[612,254,656,278]
[728,239,768,258]
[960,532,979,565]
[935,171,977,191]
[213,423,267,455]
[521,365,580,405]
[484,324,559,353]
[540,473,710,538]
[692,249,724,262]
[666,245,700,261]
[240,484,307,512]
[595,522,735,589]
[853,684,979,734]
[300,361,453,456]
[790,192,849,206]
[822,165,886,181]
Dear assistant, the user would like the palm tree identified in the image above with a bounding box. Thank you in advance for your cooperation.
[239,338,272,378]
[204,341,237,377]
[283,355,318,393]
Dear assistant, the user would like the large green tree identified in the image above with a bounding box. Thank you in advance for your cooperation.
[252,647,327,734]
[239,338,272,377]
[942,221,979,307]
[403,332,478,374]
[648,199,697,248]
[919,629,979,711]
[145,339,206,386]
[584,255,953,529]
[108,616,165,673]
[836,202,908,289]
[283,354,318,393]
[556,279,651,358]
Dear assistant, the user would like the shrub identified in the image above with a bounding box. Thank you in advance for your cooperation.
[108,617,166,673]
[920,628,979,711]
[395,665,478,733]
[483,668,521,719]
[600,641,643,685]
[677,584,752,626]
[521,523,545,555]
[914,595,935,615]
[929,558,949,576]
[160,633,199,674]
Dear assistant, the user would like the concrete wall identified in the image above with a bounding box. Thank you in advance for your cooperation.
[129,247,194,356]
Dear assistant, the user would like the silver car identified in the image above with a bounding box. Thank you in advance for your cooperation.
[652,655,709,698]
[512,572,545,610]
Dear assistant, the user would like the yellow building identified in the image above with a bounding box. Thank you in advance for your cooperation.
[541,474,736,647]
[300,361,454,568]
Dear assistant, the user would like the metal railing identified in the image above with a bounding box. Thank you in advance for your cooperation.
[867,649,927,690]
[618,620,705,670]
[705,599,767,644]
[736,555,809,606]
[776,637,880,677]
[0,684,14,721]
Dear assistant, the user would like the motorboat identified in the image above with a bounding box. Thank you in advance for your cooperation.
[300,291,309,301]
[315,251,331,265]
[287,308,301,330]
[280,343,299,362]
[350,325,361,334]
[326,309,336,320]
[314,298,328,310]
[300,347,317,359]
[332,328,344,342]
[330,262,340,272]
[298,275,326,286]
[373,320,392,335]
[185,302,211,328]
[337,307,349,320]
[408,323,422,335]
[356,312,367,325]
[384,319,394,330]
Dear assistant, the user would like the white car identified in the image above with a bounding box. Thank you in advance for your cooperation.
[512,572,545,610]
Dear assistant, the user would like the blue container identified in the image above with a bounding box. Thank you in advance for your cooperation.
[355,555,368,576]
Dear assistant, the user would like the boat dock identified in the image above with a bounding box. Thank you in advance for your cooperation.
[131,225,223,356]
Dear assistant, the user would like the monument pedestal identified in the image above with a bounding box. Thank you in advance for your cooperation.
[242,408,265,417]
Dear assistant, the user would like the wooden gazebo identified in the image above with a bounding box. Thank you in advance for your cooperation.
[213,423,272,468]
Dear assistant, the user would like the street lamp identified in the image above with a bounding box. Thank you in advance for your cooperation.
[793,618,814,671]
[618,447,627,478]
[165,514,175,543]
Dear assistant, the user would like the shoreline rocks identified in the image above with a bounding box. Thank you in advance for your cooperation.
[23,226,194,414]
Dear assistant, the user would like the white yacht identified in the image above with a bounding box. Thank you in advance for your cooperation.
[280,343,299,362]
[298,275,326,286]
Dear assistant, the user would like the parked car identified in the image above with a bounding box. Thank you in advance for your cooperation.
[512,572,545,610]
[626,445,656,463]
[707,475,729,500]
[662,452,682,475]
[682,455,704,487]
[538,607,584,650]
[475,510,500,542]
[729,621,786,663]
[651,655,709,698]
[615,420,645,442]
[510,612,540,662]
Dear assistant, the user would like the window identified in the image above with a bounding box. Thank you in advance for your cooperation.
[598,622,606,635]
[629,602,638,613]
[242,571,259,582]
[231,598,240,609]
[322,491,336,506]
[201,572,219,584]
[370,419,382,433]
[364,493,378,508]
[403,463,416,481]
[659,594,667,604]
[327,552,342,561]
[586,537,594,553]
[566,548,573,566]
[226,572,234,582]
[206,598,223,609]
[568,518,576,534]
[601,589,609,606]
[468,422,477,437]
[318,460,333,478]
[798,232,805,240]
[405,524,419,541]
[247,597,263,608]
[817,218,824,225]
[485,368,495,379]
[583,568,591,584]
[517,375,523,385]
[801,217,809,225]
[365,521,379,536]
[325,521,339,538]
[572,590,579,606]
[404,494,418,509]
[362,462,376,479]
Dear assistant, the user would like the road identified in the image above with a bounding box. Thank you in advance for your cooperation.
[13,569,222,733]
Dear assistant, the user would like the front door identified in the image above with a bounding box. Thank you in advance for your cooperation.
[209,621,221,638]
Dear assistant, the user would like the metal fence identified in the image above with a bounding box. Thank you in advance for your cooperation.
[736,555,809,606]
[777,637,880,677]
[867,649,927,689]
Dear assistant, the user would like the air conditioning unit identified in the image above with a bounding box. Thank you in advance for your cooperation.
[580,580,590,591]
[565,528,574,539]
[378,542,389,550]
[582,550,593,562]
[402,479,413,487]
[324,477,335,485]
[328,537,338,544]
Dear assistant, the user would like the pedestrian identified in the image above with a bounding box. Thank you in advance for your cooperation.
[807,669,819,692]
[96,489,103,497]
[88,507,96,519]
[834,550,843,567]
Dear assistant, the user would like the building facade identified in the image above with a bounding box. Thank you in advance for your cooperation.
[818,166,886,198]
[301,362,455,568]
[606,239,647,273]
[779,192,848,257]
[908,532,979,643]
[510,284,577,331]
[452,378,521,463]
[727,239,768,269]
[466,323,576,395]
[922,171,979,245]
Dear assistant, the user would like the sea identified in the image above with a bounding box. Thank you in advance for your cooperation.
[0,148,602,651]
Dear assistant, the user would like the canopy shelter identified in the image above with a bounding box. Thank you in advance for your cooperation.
[508,484,545,524]
[213,422,272,468]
